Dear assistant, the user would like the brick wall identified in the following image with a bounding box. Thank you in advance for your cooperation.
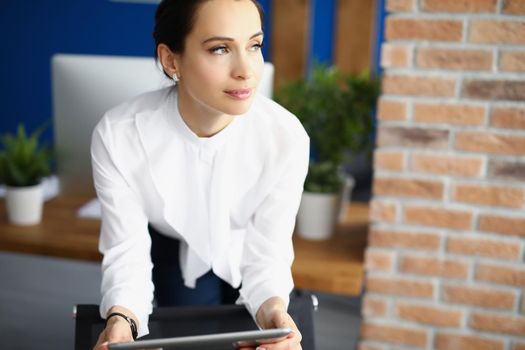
[362,1,525,349]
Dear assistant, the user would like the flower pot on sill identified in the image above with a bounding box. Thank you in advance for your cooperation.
[297,174,356,240]
[5,183,44,225]
[337,174,356,223]
[297,191,341,240]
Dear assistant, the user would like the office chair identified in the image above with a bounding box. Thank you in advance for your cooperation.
[74,290,317,350]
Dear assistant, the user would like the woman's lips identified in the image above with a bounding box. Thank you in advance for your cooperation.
[224,88,252,100]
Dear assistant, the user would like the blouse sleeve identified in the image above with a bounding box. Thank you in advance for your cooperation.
[238,131,310,320]
[91,117,154,337]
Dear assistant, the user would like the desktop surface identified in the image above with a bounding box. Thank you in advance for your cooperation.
[0,196,368,296]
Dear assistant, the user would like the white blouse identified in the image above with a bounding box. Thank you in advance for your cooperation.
[91,86,309,337]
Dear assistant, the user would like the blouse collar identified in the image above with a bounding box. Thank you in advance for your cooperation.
[167,87,242,151]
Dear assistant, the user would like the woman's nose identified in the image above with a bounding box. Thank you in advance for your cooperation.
[231,54,254,80]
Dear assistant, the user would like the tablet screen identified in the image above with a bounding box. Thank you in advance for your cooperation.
[107,328,292,349]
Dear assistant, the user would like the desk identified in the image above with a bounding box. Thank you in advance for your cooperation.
[0,196,368,296]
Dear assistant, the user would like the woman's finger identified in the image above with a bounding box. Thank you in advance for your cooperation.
[94,340,109,350]
[258,314,302,350]
[255,331,302,350]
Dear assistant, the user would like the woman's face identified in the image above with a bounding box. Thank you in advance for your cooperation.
[175,0,264,117]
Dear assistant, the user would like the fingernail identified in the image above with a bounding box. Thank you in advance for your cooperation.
[256,347,266,350]
[101,341,109,345]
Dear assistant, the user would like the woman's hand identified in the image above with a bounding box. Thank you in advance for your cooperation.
[93,306,138,350]
[239,297,302,350]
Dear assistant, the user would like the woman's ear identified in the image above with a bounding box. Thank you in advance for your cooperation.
[157,44,180,79]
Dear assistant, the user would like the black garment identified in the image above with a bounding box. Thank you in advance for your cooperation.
[148,225,239,306]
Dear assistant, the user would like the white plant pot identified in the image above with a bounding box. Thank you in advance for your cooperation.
[337,174,356,222]
[5,184,44,225]
[297,191,341,240]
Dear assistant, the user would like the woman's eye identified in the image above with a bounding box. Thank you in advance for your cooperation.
[250,43,263,52]
[209,46,228,55]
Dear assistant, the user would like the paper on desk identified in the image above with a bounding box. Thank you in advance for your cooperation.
[77,198,102,219]
[0,175,59,201]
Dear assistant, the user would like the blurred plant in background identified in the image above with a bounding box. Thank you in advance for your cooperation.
[275,65,380,194]
[0,123,52,187]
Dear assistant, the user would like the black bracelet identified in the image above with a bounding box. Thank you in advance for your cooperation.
[105,312,138,340]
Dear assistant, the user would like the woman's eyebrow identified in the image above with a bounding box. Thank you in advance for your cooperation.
[201,31,264,44]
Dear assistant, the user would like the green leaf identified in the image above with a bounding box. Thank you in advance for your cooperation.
[275,65,380,192]
[0,122,52,187]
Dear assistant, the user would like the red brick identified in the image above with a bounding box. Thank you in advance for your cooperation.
[404,206,473,230]
[443,284,516,310]
[386,18,463,42]
[462,79,525,101]
[368,228,441,251]
[386,0,414,12]
[421,0,496,13]
[492,107,525,129]
[416,48,492,71]
[362,296,388,317]
[366,275,434,298]
[500,51,525,73]
[381,44,411,68]
[360,321,428,347]
[377,98,406,121]
[488,159,525,182]
[373,177,444,200]
[396,302,463,327]
[435,333,504,350]
[476,263,525,288]
[374,150,404,171]
[452,183,525,209]
[413,103,485,126]
[479,214,525,237]
[455,131,525,156]
[365,249,394,272]
[470,20,525,44]
[369,199,398,223]
[411,153,483,177]
[400,255,468,279]
[447,236,521,260]
[503,0,525,15]
[471,312,525,336]
[382,74,456,97]
[377,126,449,149]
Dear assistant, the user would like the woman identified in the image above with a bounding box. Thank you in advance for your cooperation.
[92,0,309,349]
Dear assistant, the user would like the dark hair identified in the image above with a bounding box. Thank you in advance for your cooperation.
[153,0,264,58]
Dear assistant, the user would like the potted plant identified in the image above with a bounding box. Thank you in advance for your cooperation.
[0,123,52,225]
[275,65,380,240]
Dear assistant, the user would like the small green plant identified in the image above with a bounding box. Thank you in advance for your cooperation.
[275,65,380,193]
[0,123,52,187]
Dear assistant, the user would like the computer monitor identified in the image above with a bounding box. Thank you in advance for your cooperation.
[51,54,275,196]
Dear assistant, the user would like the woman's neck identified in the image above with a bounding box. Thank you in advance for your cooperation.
[176,86,234,138]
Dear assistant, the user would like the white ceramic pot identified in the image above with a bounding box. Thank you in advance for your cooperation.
[297,191,341,240]
[337,174,356,222]
[5,184,44,225]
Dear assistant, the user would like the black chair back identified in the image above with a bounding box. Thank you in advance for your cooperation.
[74,290,316,350]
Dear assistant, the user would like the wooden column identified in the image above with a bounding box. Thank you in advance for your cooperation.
[271,0,310,89]
[335,0,376,74]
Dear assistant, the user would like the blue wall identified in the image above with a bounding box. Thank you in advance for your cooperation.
[0,0,159,143]
[307,0,337,73]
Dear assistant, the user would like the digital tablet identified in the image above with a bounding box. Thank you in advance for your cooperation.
[107,328,292,349]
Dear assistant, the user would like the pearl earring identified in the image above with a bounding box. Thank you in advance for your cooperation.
[172,72,179,84]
